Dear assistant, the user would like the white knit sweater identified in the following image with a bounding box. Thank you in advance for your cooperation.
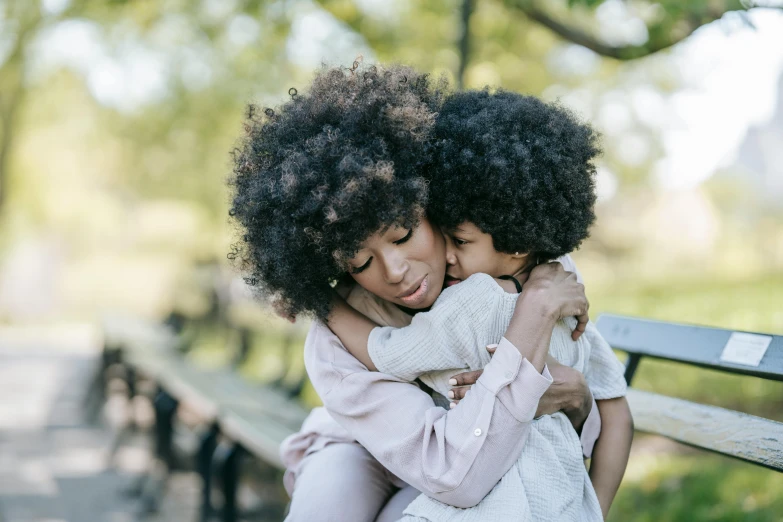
[362,273,627,522]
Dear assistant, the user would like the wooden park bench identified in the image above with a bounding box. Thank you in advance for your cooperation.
[95,306,781,521]
[94,306,310,521]
[596,314,783,472]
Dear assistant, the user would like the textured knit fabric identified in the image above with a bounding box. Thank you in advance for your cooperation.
[367,273,627,522]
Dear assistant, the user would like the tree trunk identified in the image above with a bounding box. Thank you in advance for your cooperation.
[457,0,474,90]
[0,64,25,213]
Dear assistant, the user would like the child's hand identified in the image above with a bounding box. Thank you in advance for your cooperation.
[446,344,497,408]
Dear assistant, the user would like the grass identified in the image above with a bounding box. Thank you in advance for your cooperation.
[609,448,783,522]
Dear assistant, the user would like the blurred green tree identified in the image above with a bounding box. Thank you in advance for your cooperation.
[315,0,752,88]
[0,0,291,215]
[0,0,88,209]
[0,0,774,213]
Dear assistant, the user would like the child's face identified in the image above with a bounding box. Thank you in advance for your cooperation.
[443,222,529,287]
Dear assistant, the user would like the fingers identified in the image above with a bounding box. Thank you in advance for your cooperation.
[448,367,485,408]
[572,313,588,341]
[571,293,589,340]
[447,350,493,408]
[448,369,483,387]
[448,386,471,401]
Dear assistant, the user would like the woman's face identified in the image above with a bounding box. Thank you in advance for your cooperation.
[347,217,446,309]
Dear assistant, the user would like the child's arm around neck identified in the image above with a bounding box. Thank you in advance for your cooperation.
[328,275,517,373]
[326,293,379,371]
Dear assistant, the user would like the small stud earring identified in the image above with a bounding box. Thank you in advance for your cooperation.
[515,252,519,256]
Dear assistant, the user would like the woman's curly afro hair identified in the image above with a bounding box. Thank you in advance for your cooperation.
[428,89,601,261]
[228,63,444,319]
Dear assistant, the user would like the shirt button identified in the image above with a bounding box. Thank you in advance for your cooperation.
[505,371,514,379]
[474,428,482,437]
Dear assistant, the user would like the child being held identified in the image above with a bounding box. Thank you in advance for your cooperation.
[328,90,632,522]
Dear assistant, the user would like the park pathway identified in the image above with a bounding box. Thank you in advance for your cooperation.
[0,325,199,522]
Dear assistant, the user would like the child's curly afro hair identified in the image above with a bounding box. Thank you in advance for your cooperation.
[228,63,444,319]
[428,89,600,261]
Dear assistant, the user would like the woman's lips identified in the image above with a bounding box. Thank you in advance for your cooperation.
[399,276,429,306]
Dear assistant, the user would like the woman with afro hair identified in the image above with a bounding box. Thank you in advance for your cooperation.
[229,63,597,521]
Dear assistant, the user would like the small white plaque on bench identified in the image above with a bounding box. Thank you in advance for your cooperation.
[720,332,772,367]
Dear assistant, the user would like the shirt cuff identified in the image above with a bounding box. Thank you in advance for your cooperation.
[477,337,553,423]
[581,397,602,459]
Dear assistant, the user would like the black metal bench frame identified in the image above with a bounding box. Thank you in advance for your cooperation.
[596,313,783,472]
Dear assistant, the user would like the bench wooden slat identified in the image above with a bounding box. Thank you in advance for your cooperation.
[596,314,783,380]
[219,402,309,469]
[627,388,783,471]
[102,314,179,353]
[201,374,310,430]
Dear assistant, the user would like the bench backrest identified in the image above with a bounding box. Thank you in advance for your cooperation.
[595,314,783,384]
[595,314,783,472]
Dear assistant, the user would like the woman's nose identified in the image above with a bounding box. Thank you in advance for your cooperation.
[382,253,408,284]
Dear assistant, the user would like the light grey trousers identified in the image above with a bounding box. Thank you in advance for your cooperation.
[285,442,420,522]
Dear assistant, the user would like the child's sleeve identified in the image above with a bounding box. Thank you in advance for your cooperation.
[584,321,628,400]
[368,275,510,382]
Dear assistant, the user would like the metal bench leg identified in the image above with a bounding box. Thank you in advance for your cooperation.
[107,365,138,469]
[624,353,642,385]
[137,388,178,515]
[154,388,178,467]
[197,424,219,522]
[220,444,242,522]
[84,344,118,424]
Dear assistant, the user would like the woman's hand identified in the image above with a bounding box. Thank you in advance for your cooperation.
[449,348,593,433]
[536,356,593,432]
[521,262,589,341]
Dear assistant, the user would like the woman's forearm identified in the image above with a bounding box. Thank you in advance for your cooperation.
[589,397,633,519]
[503,294,557,372]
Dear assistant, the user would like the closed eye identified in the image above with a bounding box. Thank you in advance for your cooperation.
[393,228,413,245]
[350,257,372,274]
